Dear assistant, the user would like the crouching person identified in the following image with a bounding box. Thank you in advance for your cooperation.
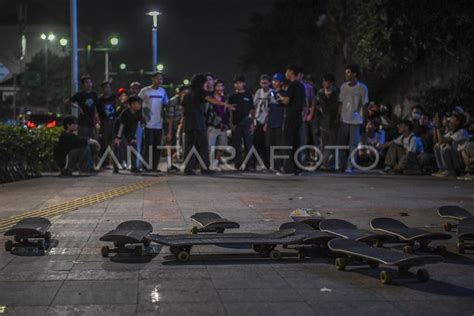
[113,96,143,174]
[380,119,423,175]
[55,116,100,176]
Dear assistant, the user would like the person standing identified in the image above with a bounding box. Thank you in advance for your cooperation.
[166,86,189,172]
[279,65,306,175]
[336,64,369,173]
[129,82,141,96]
[139,72,170,172]
[70,75,99,139]
[229,75,255,171]
[253,74,272,168]
[207,80,229,171]
[97,81,117,166]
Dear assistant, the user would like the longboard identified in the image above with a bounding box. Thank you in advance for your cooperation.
[279,222,336,258]
[456,217,474,254]
[319,219,394,245]
[190,212,240,234]
[437,205,472,232]
[370,218,450,255]
[328,238,443,284]
[4,217,52,255]
[100,220,153,257]
[289,208,326,230]
[146,228,305,261]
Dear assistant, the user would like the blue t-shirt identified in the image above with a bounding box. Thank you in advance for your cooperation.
[267,90,285,129]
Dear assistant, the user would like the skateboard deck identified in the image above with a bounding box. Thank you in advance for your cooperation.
[328,238,442,284]
[437,205,471,221]
[319,219,393,244]
[279,222,335,244]
[100,220,153,257]
[370,218,451,242]
[289,208,325,230]
[4,217,52,254]
[190,212,240,233]
[456,217,474,253]
[146,228,305,261]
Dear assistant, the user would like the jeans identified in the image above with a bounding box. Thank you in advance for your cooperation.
[233,120,254,169]
[145,128,163,171]
[184,129,210,174]
[336,122,361,168]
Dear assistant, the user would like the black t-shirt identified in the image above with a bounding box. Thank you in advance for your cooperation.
[183,89,208,131]
[114,108,142,141]
[285,80,306,123]
[229,91,254,125]
[97,94,117,122]
[70,91,99,127]
[55,131,89,167]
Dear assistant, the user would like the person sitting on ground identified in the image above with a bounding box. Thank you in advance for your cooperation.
[54,116,100,176]
[460,119,474,179]
[112,96,143,174]
[358,119,385,167]
[379,119,424,175]
[432,112,469,177]
[416,111,436,173]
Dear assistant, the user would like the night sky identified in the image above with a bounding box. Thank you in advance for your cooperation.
[0,0,274,86]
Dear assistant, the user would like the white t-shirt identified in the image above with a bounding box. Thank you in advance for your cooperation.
[339,81,369,125]
[139,86,169,129]
[393,132,424,153]
[254,88,271,124]
[445,128,469,151]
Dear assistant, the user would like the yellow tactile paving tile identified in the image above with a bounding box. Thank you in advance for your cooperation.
[0,178,163,233]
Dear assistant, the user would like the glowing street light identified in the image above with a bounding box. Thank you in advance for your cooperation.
[47,33,55,41]
[59,38,68,46]
[40,33,47,40]
[146,11,162,28]
[183,79,190,85]
[156,64,164,71]
[110,37,119,46]
[119,63,127,70]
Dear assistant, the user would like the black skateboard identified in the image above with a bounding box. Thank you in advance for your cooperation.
[289,208,326,230]
[100,220,153,257]
[328,238,443,285]
[190,212,239,234]
[4,217,52,255]
[437,205,472,232]
[370,218,451,255]
[319,219,394,245]
[146,228,305,262]
[456,217,474,254]
[279,222,336,259]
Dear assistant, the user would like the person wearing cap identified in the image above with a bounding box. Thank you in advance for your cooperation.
[312,74,339,170]
[253,74,272,168]
[70,75,99,139]
[265,73,286,173]
[138,72,170,172]
[229,74,255,171]
[97,81,117,166]
[115,89,129,115]
[129,82,141,96]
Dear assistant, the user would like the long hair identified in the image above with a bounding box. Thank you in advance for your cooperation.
[190,74,207,91]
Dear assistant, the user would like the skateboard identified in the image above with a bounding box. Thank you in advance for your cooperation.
[289,208,326,230]
[437,205,472,232]
[456,217,474,254]
[279,222,336,259]
[4,217,52,255]
[190,212,240,234]
[319,219,394,245]
[100,220,153,257]
[146,228,305,262]
[328,238,443,285]
[370,218,451,255]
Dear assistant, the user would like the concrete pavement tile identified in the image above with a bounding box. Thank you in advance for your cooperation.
[0,281,63,306]
[46,304,137,316]
[0,271,68,282]
[138,282,220,303]
[136,302,226,316]
[392,299,474,315]
[52,280,138,305]
[224,302,313,316]
[208,266,289,289]
[218,288,306,303]
[66,270,138,280]
[307,300,402,315]
[0,306,48,316]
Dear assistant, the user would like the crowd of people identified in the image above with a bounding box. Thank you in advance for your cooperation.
[53,64,474,179]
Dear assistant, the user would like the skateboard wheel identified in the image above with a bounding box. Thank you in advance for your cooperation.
[443,223,452,232]
[134,246,143,256]
[101,246,110,257]
[403,245,414,254]
[253,245,263,253]
[436,245,447,256]
[5,240,13,252]
[190,226,199,234]
[368,260,379,269]
[177,251,190,262]
[269,250,281,261]
[379,270,392,285]
[416,269,430,282]
[45,231,52,242]
[335,257,347,271]
[457,242,465,254]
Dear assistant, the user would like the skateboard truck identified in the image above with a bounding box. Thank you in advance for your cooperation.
[4,217,52,255]
[100,220,153,257]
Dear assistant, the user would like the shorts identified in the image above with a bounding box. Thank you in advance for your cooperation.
[208,126,228,148]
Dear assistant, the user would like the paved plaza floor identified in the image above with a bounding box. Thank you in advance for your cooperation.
[0,171,473,315]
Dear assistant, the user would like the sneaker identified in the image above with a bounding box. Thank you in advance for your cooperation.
[431,171,443,177]
[435,170,450,177]
[345,167,353,174]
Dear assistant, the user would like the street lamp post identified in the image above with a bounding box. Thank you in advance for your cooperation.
[147,11,162,72]
[41,33,55,108]
[70,0,78,94]
[105,37,119,81]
